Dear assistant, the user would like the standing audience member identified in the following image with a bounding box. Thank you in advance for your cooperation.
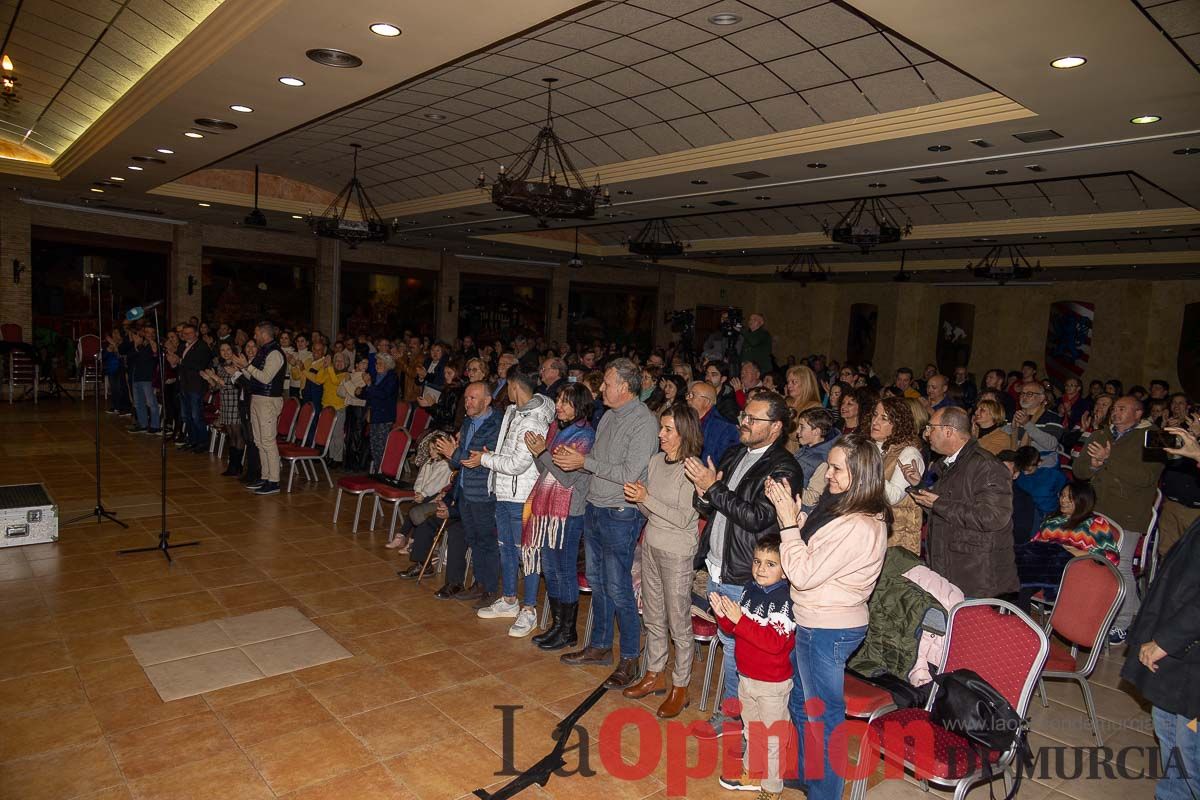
[793,407,839,511]
[869,398,925,555]
[127,326,160,434]
[338,356,371,472]
[1158,416,1200,556]
[973,398,1015,455]
[739,313,773,375]
[622,404,702,718]
[705,360,741,423]
[230,323,285,495]
[1010,380,1065,468]
[362,353,399,474]
[170,323,212,453]
[688,381,738,466]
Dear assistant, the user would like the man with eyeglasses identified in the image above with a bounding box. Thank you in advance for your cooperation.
[687,381,738,465]
[1007,381,1064,469]
[684,391,803,736]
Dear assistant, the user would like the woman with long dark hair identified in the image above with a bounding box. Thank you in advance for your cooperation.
[765,433,888,800]
[838,385,879,435]
[868,398,925,555]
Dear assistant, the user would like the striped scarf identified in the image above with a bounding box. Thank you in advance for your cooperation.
[521,420,595,573]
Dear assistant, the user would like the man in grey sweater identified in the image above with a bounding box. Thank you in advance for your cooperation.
[554,358,658,688]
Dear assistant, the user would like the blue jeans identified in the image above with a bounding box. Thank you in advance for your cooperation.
[542,515,584,602]
[1154,706,1200,799]
[496,501,539,606]
[708,577,745,708]
[583,503,644,656]
[132,381,159,430]
[182,391,206,447]
[460,498,498,594]
[789,625,867,800]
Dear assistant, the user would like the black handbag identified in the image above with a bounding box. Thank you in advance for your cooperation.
[928,669,1027,799]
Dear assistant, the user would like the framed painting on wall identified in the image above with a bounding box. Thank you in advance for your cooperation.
[1044,300,1095,383]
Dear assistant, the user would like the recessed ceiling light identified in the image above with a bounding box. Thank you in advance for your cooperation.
[1050,55,1087,69]
[681,204,695,209]
[278,76,305,87]
[707,12,742,25]
[928,144,951,152]
[155,148,174,154]
[423,113,446,121]
[617,189,633,195]
[197,202,211,207]
[986,169,1008,175]
[306,48,362,68]
[184,131,204,138]
[1033,234,1047,239]
[1130,115,1161,124]
[868,182,886,188]
[89,187,104,193]
[370,22,401,36]
[229,104,253,113]
[690,179,708,185]
[974,237,997,243]
[108,176,124,181]
[291,214,303,219]
[806,162,827,169]
[1173,147,1199,155]
[127,165,143,171]
[754,195,771,200]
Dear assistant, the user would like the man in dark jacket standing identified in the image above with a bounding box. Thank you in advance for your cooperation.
[168,323,212,453]
[685,390,803,730]
[911,406,1019,599]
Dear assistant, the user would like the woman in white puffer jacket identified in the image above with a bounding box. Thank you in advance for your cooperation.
[475,369,556,636]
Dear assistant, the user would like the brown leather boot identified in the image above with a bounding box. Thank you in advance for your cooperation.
[622,670,666,699]
[656,686,690,718]
[560,646,612,666]
[603,657,641,689]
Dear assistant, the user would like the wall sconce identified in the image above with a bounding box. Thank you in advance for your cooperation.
[12,258,24,284]
[447,296,455,313]
[186,274,197,295]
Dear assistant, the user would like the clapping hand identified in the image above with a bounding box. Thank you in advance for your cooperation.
[623,481,648,504]
[683,456,721,495]
[551,444,586,471]
[729,377,742,392]
[461,447,487,469]
[1086,440,1112,468]
[708,593,742,624]
[524,431,546,457]
[1012,409,1029,428]
[434,436,456,460]
[764,476,804,529]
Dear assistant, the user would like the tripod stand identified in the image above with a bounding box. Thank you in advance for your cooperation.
[119,306,199,563]
[67,273,127,529]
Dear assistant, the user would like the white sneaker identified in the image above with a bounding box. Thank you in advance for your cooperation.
[508,607,538,637]
[477,596,520,619]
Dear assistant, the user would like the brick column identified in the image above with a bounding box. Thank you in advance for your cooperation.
[548,267,569,345]
[170,224,202,324]
[0,196,32,340]
[313,238,340,336]
[437,253,459,343]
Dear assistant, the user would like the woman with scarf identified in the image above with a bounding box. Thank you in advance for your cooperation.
[521,382,595,652]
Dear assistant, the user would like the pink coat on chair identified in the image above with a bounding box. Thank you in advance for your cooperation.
[902,565,965,686]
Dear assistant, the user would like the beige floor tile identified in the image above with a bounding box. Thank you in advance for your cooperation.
[0,703,103,762]
[78,655,154,699]
[241,629,352,677]
[106,711,241,781]
[245,721,375,795]
[0,739,123,800]
[0,667,85,714]
[144,648,265,701]
[384,730,515,800]
[215,686,334,747]
[278,763,416,800]
[91,685,210,734]
[344,696,463,758]
[127,750,274,800]
[215,605,317,645]
[307,666,419,718]
[124,619,234,667]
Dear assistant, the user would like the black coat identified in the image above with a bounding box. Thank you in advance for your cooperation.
[715,383,740,425]
[1122,518,1200,719]
[176,339,212,394]
[693,438,805,586]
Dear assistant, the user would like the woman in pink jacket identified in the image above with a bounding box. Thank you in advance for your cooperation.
[764,433,888,800]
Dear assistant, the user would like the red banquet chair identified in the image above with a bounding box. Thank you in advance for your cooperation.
[285,402,316,448]
[333,427,409,533]
[0,323,21,342]
[851,599,1049,800]
[394,400,412,430]
[407,406,431,442]
[1036,555,1125,746]
[276,397,300,441]
[278,407,336,492]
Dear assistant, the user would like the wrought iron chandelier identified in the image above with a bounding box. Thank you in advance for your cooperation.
[307,144,389,248]
[776,252,830,285]
[628,218,687,262]
[822,196,912,253]
[476,77,608,228]
[966,244,1042,284]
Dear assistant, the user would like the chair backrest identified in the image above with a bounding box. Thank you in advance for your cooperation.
[1,323,21,342]
[290,402,316,443]
[1048,555,1124,672]
[277,397,299,438]
[934,600,1048,718]
[378,428,412,478]
[79,335,101,363]
[395,400,412,429]
[311,407,338,452]
[10,351,36,380]
[408,406,431,441]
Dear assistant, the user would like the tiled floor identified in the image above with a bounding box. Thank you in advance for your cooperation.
[0,403,1158,799]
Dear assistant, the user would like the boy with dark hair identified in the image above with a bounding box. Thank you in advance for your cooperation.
[711,533,796,800]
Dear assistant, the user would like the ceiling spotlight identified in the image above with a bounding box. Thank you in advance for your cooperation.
[973,237,997,243]
[1173,147,1199,155]
[927,144,951,152]
[681,203,696,209]
[292,214,303,219]
[707,12,742,25]
[278,76,305,87]
[690,179,708,185]
[754,195,771,200]
[184,131,204,138]
[370,22,401,36]
[806,162,827,169]
[127,165,143,171]
[868,182,886,188]
[197,202,211,207]
[986,169,1008,175]
[1130,115,1161,124]
[617,189,634,195]
[155,148,174,155]
[89,187,104,193]
[1050,56,1087,69]
[423,112,446,120]
[108,176,124,181]
[229,104,253,113]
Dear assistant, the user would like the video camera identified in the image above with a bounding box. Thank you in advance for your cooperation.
[720,308,743,336]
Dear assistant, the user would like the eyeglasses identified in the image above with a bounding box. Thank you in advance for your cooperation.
[1019,391,1044,398]
[925,423,957,430]
[737,412,774,425]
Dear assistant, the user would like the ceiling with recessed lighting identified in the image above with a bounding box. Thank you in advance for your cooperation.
[0,0,1196,282]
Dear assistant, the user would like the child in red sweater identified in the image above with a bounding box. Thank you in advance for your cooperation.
[711,533,797,800]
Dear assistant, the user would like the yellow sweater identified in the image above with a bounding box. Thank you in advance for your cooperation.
[307,365,347,410]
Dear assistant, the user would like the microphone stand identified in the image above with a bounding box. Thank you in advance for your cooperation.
[66,273,127,529]
[119,306,199,563]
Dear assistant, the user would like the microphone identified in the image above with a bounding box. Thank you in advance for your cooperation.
[126,300,165,321]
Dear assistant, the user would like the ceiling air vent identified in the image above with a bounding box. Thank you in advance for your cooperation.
[911,176,947,184]
[1012,129,1062,143]
[732,170,768,179]
[968,139,994,148]
[306,48,363,68]
[193,118,238,131]
[131,156,167,164]
[710,199,738,206]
